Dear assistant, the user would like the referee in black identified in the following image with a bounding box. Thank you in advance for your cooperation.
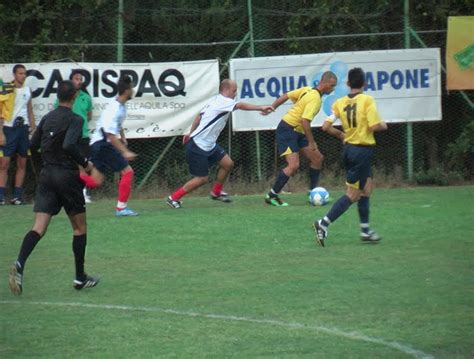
[9,80,99,295]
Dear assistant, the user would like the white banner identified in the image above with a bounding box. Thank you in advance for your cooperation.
[229,49,441,131]
[0,60,219,138]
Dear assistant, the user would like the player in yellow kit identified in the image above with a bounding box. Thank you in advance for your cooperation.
[265,71,337,206]
[314,67,387,247]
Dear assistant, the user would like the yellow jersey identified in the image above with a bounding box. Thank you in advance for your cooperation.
[282,86,322,134]
[327,93,382,146]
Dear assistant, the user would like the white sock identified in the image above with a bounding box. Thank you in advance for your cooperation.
[117,201,127,210]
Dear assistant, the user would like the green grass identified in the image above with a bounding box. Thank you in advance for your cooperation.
[1,186,473,358]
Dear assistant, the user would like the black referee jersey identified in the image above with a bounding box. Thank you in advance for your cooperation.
[30,106,88,169]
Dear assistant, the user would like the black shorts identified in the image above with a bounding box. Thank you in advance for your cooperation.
[34,167,85,216]
[185,138,226,177]
[90,140,128,174]
[343,144,374,190]
[276,121,308,157]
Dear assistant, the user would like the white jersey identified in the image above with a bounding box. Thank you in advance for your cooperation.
[191,94,236,151]
[5,85,31,128]
[91,98,126,145]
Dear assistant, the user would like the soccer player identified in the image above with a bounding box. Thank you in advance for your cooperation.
[313,67,387,247]
[8,80,99,295]
[80,75,138,216]
[0,64,36,205]
[166,79,274,209]
[265,71,337,206]
[55,70,93,203]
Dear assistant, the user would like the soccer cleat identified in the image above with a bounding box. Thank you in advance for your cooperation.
[83,190,92,204]
[9,261,23,295]
[0,199,5,205]
[313,220,328,247]
[10,198,23,205]
[73,275,99,290]
[265,194,288,207]
[210,191,232,203]
[115,207,139,217]
[166,196,182,209]
[360,230,382,243]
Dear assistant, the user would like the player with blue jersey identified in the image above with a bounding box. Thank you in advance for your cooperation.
[314,67,387,247]
[265,71,337,206]
[80,75,138,217]
[166,79,274,209]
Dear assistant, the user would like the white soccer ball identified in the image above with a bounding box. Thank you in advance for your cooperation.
[309,187,330,206]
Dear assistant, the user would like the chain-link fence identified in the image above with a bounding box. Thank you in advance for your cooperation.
[2,2,473,200]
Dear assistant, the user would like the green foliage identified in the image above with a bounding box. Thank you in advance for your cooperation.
[414,167,464,186]
[446,119,474,176]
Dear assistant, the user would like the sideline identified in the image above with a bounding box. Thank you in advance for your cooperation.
[0,300,433,358]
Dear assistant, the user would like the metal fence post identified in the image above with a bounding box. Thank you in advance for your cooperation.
[247,0,262,181]
[117,0,124,63]
[404,0,414,181]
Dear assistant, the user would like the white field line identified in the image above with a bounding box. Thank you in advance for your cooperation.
[0,300,434,358]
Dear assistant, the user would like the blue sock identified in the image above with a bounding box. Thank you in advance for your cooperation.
[0,187,5,201]
[270,170,290,195]
[13,187,23,200]
[326,195,353,224]
[309,168,320,190]
[358,196,370,233]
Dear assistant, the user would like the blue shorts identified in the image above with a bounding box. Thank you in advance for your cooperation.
[90,140,128,174]
[343,144,374,190]
[1,125,30,157]
[186,138,226,177]
[276,121,308,157]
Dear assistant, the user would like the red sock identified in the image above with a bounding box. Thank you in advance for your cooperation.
[80,173,99,188]
[118,169,134,203]
[171,187,187,201]
[212,182,223,196]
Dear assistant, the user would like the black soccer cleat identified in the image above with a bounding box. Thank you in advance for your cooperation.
[210,191,232,203]
[313,220,328,247]
[166,196,182,209]
[360,230,382,243]
[9,261,23,295]
[265,194,288,207]
[74,275,99,290]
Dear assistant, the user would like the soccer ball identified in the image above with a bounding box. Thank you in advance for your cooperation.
[309,187,329,206]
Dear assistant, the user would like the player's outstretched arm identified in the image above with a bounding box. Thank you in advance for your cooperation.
[271,93,289,110]
[235,102,274,115]
[322,120,345,142]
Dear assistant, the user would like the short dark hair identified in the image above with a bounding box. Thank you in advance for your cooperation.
[13,64,26,74]
[69,69,83,80]
[118,75,132,95]
[348,67,365,89]
[57,80,77,102]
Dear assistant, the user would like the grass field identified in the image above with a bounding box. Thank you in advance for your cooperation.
[1,186,473,358]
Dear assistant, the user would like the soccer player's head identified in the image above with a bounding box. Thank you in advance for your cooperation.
[118,75,134,101]
[219,79,237,99]
[69,70,84,90]
[318,71,337,95]
[347,67,365,89]
[57,80,77,103]
[13,64,27,85]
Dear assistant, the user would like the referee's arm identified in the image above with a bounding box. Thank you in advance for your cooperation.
[30,119,43,151]
[63,117,88,168]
